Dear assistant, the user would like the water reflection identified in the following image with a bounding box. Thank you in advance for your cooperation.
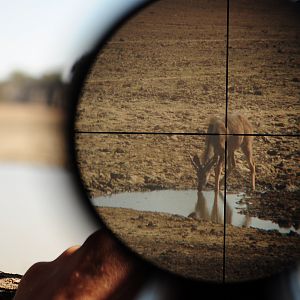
[189,191,235,226]
[196,191,253,228]
[93,190,300,235]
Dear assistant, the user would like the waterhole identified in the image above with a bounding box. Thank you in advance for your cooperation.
[93,190,300,235]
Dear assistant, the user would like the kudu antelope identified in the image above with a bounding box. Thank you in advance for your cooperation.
[190,114,255,192]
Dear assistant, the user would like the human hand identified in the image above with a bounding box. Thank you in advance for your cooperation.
[14,229,149,300]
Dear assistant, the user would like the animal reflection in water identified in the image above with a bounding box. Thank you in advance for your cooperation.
[188,191,251,227]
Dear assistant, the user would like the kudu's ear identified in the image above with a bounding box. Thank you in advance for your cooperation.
[189,153,202,171]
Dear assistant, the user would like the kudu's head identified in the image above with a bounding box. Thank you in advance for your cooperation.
[189,154,215,191]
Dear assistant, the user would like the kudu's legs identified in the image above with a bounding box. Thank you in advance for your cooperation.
[229,151,236,171]
[241,143,255,191]
[211,192,220,223]
[219,151,236,187]
[214,154,224,192]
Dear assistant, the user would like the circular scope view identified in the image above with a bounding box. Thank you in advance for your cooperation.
[75,0,300,282]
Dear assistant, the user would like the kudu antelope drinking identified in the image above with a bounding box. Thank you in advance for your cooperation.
[190,114,255,192]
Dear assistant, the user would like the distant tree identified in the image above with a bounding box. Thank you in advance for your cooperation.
[39,72,66,107]
[4,70,67,107]
[9,71,35,84]
[40,72,62,84]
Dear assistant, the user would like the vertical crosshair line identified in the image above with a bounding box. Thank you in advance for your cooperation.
[223,0,230,283]
[225,0,230,128]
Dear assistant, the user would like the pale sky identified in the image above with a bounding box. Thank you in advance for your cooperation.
[0,0,146,274]
[0,0,146,81]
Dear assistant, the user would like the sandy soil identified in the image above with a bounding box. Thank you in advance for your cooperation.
[75,0,300,283]
[0,103,67,166]
[75,0,300,135]
[98,207,300,282]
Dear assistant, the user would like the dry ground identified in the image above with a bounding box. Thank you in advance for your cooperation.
[98,207,300,282]
[0,103,67,166]
[76,0,300,134]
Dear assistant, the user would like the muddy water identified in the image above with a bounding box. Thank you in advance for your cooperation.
[93,190,300,235]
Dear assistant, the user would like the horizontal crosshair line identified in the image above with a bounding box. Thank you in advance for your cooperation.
[75,131,300,137]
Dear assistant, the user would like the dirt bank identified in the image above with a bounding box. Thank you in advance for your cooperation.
[98,207,300,282]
